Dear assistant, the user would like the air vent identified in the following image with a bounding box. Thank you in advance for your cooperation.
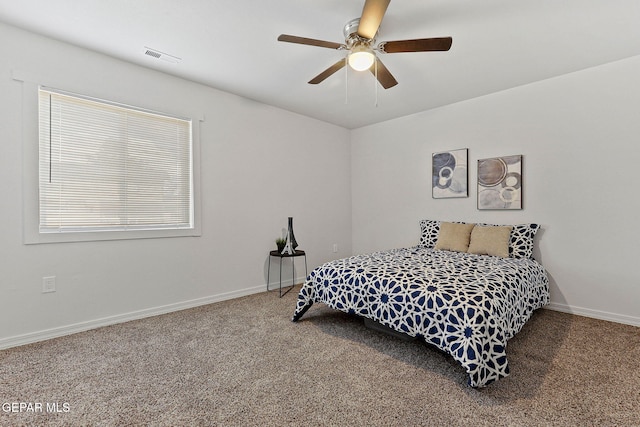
[144,49,162,59]
[143,47,181,63]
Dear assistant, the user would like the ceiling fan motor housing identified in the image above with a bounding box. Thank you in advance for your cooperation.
[343,18,361,39]
[344,18,377,52]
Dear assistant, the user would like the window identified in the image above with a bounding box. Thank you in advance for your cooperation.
[38,87,193,234]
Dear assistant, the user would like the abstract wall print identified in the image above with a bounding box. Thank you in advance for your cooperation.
[477,155,522,210]
[432,148,468,199]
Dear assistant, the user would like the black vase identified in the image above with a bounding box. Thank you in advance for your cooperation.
[287,217,298,250]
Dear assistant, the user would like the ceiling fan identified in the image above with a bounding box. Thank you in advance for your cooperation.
[277,0,452,89]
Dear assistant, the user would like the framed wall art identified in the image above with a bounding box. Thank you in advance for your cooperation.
[432,148,468,199]
[477,154,522,210]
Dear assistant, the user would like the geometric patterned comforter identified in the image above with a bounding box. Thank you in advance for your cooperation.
[292,246,550,387]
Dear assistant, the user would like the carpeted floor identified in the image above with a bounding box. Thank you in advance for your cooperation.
[1,287,639,426]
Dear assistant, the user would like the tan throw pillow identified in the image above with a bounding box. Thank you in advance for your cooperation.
[467,225,513,258]
[434,222,476,252]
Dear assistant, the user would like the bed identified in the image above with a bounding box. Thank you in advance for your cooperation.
[292,220,550,388]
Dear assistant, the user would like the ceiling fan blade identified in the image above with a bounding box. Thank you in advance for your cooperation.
[278,34,345,50]
[357,0,391,40]
[370,57,398,89]
[308,59,347,85]
[379,37,453,53]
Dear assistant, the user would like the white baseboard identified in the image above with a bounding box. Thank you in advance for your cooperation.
[546,302,640,327]
[7,285,632,351]
[0,284,269,350]
[266,274,306,291]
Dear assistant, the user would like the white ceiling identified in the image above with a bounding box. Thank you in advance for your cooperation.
[1,0,639,129]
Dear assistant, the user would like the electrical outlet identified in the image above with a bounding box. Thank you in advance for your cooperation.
[332,243,338,253]
[42,276,56,293]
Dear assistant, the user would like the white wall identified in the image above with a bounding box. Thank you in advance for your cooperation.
[351,56,640,326]
[0,23,352,347]
[2,21,638,349]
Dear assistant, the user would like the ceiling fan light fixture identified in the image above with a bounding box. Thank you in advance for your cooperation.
[348,45,375,71]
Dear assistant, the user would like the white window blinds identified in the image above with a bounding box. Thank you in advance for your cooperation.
[38,88,193,233]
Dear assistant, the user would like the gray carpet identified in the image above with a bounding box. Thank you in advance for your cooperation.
[1,287,639,426]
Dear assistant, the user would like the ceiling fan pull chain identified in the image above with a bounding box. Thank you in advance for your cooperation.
[374,59,378,107]
[344,56,349,104]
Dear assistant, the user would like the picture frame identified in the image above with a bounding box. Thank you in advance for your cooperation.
[432,148,468,199]
[477,154,523,210]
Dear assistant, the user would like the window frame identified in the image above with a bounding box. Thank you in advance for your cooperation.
[17,75,202,244]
